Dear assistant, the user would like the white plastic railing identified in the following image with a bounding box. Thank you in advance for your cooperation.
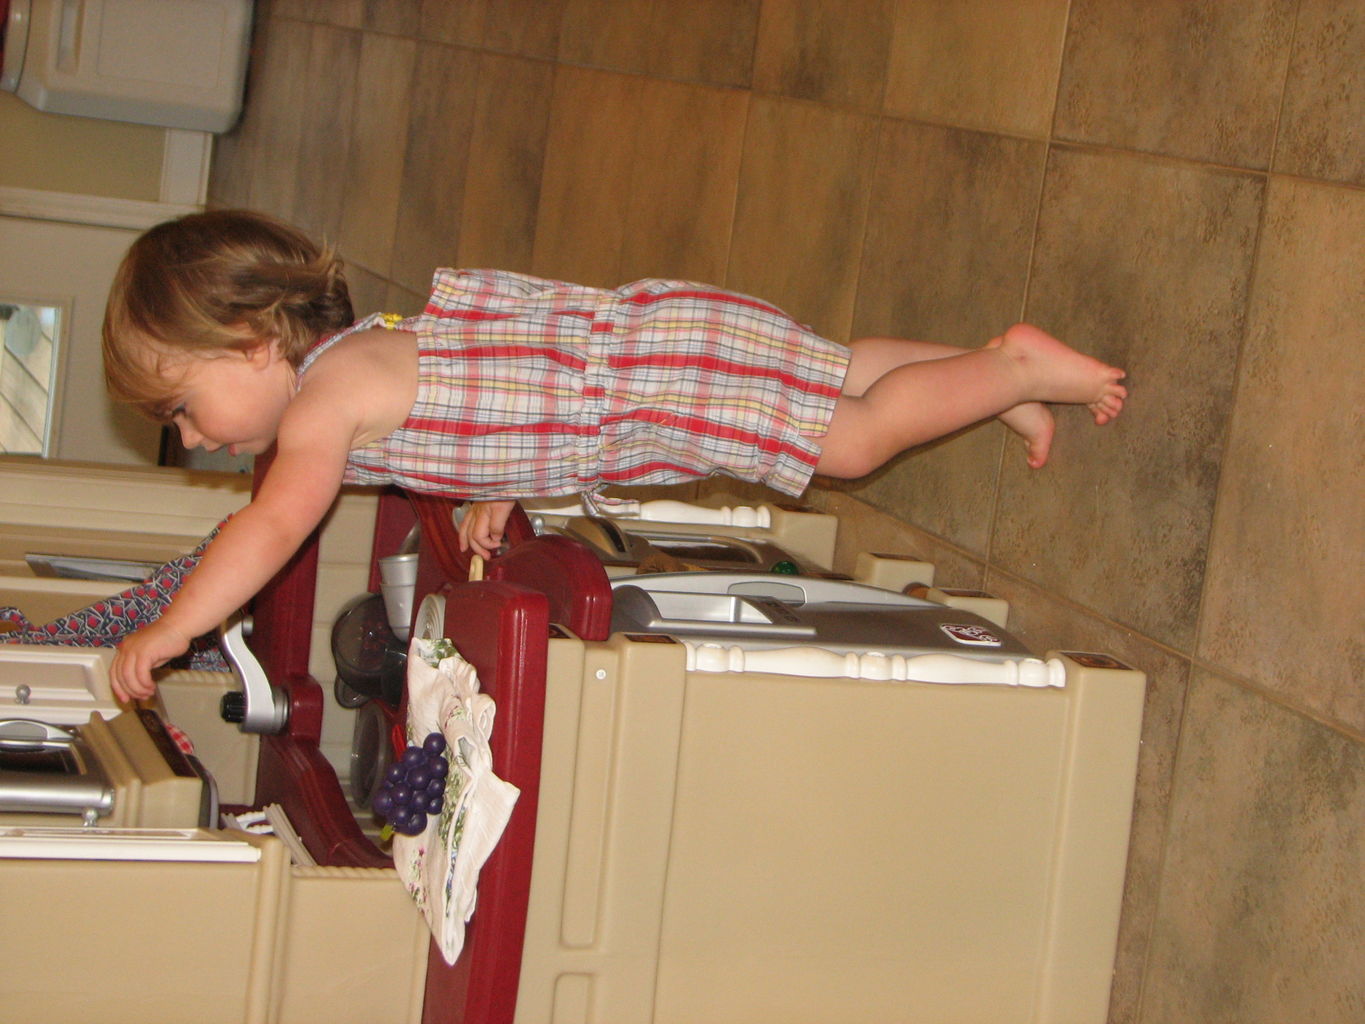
[683,642,1066,687]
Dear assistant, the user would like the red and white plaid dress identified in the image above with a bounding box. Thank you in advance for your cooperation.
[301,269,850,500]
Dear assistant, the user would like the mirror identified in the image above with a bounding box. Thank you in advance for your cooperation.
[0,300,62,457]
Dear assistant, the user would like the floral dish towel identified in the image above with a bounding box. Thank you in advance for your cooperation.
[393,637,519,965]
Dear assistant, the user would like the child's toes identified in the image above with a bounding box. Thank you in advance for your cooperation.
[1090,393,1124,424]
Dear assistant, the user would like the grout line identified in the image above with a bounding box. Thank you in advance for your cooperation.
[719,88,755,293]
[1184,0,1304,699]
[1046,0,1075,142]
[985,113,1061,577]
[983,0,1076,581]
[983,556,1365,744]
[845,110,888,342]
[879,475,1365,746]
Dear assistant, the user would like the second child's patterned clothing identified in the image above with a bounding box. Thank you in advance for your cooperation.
[299,269,850,500]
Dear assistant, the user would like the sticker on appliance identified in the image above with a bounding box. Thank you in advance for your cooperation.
[939,623,1002,647]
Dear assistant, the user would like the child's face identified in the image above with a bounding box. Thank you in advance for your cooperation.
[161,342,297,457]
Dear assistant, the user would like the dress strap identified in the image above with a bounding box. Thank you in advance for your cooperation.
[298,312,401,374]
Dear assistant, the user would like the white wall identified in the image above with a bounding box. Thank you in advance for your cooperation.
[0,93,167,201]
[0,215,161,464]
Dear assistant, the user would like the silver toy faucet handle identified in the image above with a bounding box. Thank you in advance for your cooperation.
[218,610,289,735]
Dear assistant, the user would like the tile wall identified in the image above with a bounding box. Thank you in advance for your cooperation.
[208,1,1364,1020]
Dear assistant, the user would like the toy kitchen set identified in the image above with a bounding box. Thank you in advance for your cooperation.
[0,458,1145,1024]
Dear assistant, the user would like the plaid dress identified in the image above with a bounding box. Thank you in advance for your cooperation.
[300,269,850,500]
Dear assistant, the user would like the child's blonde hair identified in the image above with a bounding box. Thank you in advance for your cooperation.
[103,209,354,418]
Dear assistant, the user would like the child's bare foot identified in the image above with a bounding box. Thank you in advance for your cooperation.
[988,324,1127,424]
[998,401,1055,468]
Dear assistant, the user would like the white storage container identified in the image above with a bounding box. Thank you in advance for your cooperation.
[1,0,252,132]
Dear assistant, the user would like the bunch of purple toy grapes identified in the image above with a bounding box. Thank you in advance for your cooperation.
[372,731,449,836]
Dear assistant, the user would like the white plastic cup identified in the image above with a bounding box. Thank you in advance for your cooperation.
[378,553,419,639]
[381,581,414,640]
[378,552,419,586]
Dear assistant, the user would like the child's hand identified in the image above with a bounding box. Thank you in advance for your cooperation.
[458,500,516,559]
[110,620,193,703]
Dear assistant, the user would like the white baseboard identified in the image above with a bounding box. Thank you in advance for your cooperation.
[0,186,199,229]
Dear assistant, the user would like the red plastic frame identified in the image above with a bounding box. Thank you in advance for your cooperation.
[246,471,611,1022]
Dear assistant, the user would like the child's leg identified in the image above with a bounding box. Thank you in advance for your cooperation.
[813,324,1126,479]
[839,337,974,395]
[842,336,1059,467]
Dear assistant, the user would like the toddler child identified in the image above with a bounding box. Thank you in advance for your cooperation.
[102,209,1126,701]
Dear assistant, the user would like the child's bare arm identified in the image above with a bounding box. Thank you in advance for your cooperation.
[110,405,354,701]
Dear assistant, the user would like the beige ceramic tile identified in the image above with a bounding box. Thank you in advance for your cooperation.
[389,42,482,294]
[853,120,1047,359]
[727,95,879,342]
[239,18,315,218]
[286,26,362,246]
[419,0,566,54]
[982,572,1191,1024]
[1275,0,1365,186]
[559,0,758,83]
[455,54,556,272]
[641,0,762,87]
[384,281,428,317]
[205,127,249,210]
[361,0,421,35]
[617,77,748,282]
[1198,179,1365,733]
[534,69,746,285]
[532,66,639,285]
[338,33,417,276]
[805,490,987,589]
[845,120,1048,555]
[1055,0,1297,168]
[230,19,358,234]
[1139,670,1365,1022]
[482,0,568,59]
[884,0,1069,137]
[830,424,1006,561]
[207,12,281,209]
[270,0,363,26]
[557,0,657,73]
[994,146,1263,650]
[418,0,486,46]
[342,262,392,320]
[752,0,894,109]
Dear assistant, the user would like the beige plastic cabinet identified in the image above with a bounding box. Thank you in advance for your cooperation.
[2,827,429,1024]
[515,634,1145,1024]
